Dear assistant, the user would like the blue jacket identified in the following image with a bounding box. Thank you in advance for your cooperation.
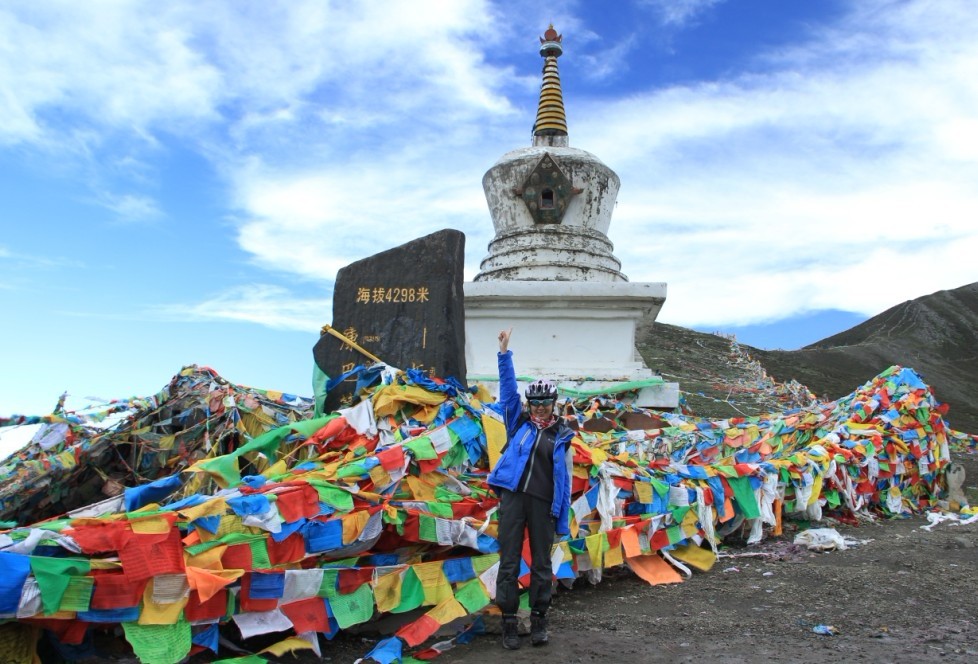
[487,351,575,535]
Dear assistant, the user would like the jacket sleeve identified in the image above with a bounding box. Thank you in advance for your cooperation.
[497,351,523,436]
[553,428,575,536]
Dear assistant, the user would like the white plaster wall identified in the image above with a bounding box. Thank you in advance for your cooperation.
[482,146,620,237]
[464,281,665,379]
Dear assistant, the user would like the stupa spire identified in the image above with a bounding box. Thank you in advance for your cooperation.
[533,25,568,146]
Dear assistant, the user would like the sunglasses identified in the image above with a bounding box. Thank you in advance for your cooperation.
[528,398,556,406]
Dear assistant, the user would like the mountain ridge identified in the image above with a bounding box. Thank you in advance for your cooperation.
[638,282,978,433]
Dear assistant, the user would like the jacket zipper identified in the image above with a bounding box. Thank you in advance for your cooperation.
[521,429,542,493]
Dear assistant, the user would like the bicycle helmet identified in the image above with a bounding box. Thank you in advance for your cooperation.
[525,379,558,400]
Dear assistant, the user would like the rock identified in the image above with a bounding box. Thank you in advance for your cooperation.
[313,229,467,411]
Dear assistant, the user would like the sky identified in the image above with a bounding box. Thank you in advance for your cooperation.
[1,0,977,418]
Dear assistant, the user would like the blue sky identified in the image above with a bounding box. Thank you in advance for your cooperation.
[1,0,977,417]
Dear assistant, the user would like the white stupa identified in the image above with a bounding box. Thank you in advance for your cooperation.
[464,26,678,408]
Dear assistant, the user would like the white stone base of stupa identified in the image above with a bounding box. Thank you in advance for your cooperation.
[463,281,679,408]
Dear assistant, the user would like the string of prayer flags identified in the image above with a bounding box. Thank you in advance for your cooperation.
[0,363,965,663]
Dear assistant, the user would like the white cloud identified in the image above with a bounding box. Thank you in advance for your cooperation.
[95,192,164,223]
[574,0,978,326]
[153,284,329,331]
[221,0,978,330]
[5,0,977,335]
[639,0,725,27]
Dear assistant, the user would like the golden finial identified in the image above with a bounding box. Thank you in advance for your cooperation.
[533,25,567,138]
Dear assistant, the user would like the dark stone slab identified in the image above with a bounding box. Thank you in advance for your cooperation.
[313,229,467,411]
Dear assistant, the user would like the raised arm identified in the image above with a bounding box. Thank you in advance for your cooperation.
[498,328,511,353]
[496,328,522,433]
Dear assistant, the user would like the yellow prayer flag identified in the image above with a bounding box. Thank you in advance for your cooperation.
[261,636,315,657]
[372,570,403,613]
[427,597,468,626]
[680,508,700,538]
[137,584,188,625]
[178,497,228,522]
[405,476,437,502]
[215,514,248,538]
[669,543,717,572]
[586,533,603,569]
[129,516,173,535]
[482,412,507,471]
[369,465,391,488]
[412,561,453,606]
[633,481,653,504]
[262,459,289,479]
[342,510,370,544]
[184,544,228,570]
[604,543,624,568]
[808,473,824,506]
[57,450,77,469]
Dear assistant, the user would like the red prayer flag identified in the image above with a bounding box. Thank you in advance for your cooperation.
[266,532,306,566]
[90,570,146,609]
[395,614,439,647]
[184,589,228,622]
[280,597,329,634]
[221,543,253,571]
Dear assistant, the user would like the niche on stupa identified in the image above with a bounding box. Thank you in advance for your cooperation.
[515,153,579,224]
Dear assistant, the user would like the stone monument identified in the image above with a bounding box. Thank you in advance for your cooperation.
[464,26,678,407]
[314,229,467,411]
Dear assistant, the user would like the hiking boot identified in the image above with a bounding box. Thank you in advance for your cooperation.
[502,615,520,650]
[530,612,549,646]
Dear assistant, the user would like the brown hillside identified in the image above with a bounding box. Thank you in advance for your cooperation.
[636,282,978,433]
[754,282,978,434]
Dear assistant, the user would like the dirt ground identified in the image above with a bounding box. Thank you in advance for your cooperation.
[433,512,978,664]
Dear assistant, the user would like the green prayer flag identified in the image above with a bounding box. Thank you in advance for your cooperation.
[454,579,489,613]
[329,582,375,629]
[184,539,226,557]
[391,568,424,614]
[403,436,438,460]
[439,443,468,469]
[319,569,341,600]
[337,462,369,479]
[418,514,438,542]
[59,576,94,613]
[470,554,499,575]
[650,478,670,498]
[309,481,355,511]
[29,556,90,615]
[122,619,192,664]
[728,476,761,519]
[665,525,685,545]
[670,505,690,525]
[425,502,454,519]
[313,362,329,418]
[197,454,242,488]
[711,465,739,478]
[235,415,336,462]
[249,539,272,569]
[434,485,462,503]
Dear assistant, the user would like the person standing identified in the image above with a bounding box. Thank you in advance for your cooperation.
[487,328,575,649]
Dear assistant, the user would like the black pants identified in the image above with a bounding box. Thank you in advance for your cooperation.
[495,488,555,616]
